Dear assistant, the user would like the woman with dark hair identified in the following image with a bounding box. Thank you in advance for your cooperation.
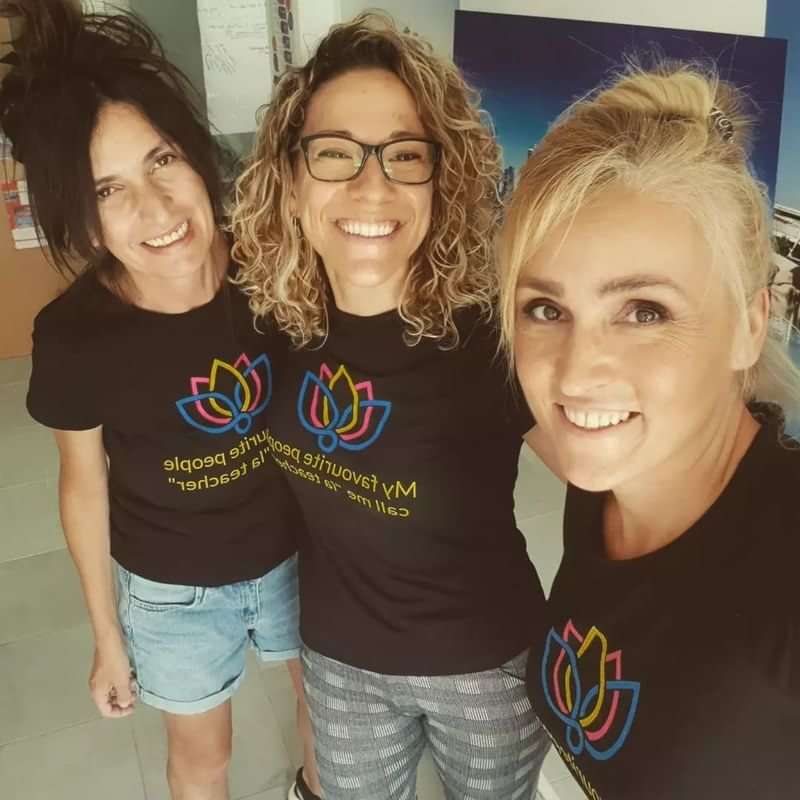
[232,14,550,800]
[1,2,319,798]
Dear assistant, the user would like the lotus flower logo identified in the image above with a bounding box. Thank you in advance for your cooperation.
[541,620,640,762]
[297,363,392,454]
[176,353,272,435]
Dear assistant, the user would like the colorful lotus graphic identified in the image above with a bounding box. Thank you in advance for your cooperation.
[297,363,391,454]
[541,620,640,762]
[176,353,272,435]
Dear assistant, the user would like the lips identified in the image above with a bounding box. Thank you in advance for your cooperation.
[335,219,400,238]
[561,405,638,430]
[143,219,190,248]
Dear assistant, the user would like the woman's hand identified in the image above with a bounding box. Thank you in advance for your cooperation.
[89,630,137,718]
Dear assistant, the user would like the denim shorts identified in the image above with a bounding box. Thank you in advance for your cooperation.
[115,554,300,715]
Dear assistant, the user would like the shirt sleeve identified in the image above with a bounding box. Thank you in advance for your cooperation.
[26,310,101,431]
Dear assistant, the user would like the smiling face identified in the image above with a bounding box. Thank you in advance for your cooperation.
[514,188,764,493]
[89,102,218,285]
[291,68,434,313]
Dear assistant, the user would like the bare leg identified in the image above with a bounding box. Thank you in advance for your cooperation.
[287,658,322,795]
[164,701,233,800]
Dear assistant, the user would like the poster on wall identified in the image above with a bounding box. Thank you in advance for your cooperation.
[453,11,786,207]
[766,0,800,367]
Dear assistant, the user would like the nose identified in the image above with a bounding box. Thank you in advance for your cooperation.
[557,323,616,399]
[137,180,173,227]
[348,151,394,203]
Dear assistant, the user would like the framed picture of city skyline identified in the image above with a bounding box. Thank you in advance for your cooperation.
[767,0,800,380]
[453,10,787,205]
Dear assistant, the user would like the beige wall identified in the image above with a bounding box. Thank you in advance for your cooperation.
[0,17,68,359]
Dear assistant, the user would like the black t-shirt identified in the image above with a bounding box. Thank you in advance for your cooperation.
[27,269,298,586]
[526,415,800,799]
[266,304,546,675]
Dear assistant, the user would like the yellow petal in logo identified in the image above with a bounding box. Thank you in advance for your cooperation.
[564,625,609,729]
[208,358,251,419]
[326,365,361,434]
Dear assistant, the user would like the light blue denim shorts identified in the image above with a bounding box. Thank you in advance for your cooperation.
[115,554,300,715]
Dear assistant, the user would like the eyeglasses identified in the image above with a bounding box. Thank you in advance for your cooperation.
[297,134,440,185]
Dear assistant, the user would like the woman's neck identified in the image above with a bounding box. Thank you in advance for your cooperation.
[120,230,228,313]
[327,270,405,317]
[602,401,759,560]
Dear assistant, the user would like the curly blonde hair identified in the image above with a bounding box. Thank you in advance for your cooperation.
[230,12,501,348]
[497,61,800,417]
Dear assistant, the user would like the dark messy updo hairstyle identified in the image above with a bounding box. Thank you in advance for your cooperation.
[0,0,227,277]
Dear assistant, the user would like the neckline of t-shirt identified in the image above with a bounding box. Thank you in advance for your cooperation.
[328,303,403,334]
[88,264,233,320]
[571,417,777,571]
[327,303,485,335]
[328,304,402,331]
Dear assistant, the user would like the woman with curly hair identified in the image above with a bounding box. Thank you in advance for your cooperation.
[2,1,318,798]
[231,13,550,800]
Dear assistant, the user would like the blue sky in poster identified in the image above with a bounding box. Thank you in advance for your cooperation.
[767,0,800,211]
[453,11,787,200]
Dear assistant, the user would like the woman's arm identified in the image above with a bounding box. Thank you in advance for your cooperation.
[54,427,136,717]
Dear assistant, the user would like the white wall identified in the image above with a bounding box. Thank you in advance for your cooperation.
[295,0,343,59]
[340,0,460,56]
[458,0,767,36]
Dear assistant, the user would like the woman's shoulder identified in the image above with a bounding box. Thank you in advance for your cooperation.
[454,303,501,351]
[33,269,111,337]
[744,412,800,575]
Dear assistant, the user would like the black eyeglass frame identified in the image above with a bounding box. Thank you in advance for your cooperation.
[295,134,441,185]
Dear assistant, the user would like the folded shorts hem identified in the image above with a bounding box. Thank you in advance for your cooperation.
[136,670,245,715]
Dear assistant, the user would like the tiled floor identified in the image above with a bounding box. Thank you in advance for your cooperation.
[0,355,583,800]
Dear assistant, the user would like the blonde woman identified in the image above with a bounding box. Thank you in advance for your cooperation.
[499,62,800,799]
[232,14,550,800]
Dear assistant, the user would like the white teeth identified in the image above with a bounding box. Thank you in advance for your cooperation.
[337,220,398,238]
[145,220,189,248]
[564,407,632,430]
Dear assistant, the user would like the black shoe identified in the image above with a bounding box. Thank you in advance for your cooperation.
[288,767,322,800]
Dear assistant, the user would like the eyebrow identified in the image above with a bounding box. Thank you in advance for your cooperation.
[311,129,426,141]
[517,274,687,299]
[94,142,170,186]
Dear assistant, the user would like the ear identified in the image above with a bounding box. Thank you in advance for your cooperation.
[730,287,770,371]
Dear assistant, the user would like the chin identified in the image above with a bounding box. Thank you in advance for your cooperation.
[342,264,407,287]
[560,460,621,493]
[569,474,616,493]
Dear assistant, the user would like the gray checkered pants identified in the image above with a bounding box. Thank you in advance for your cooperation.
[302,647,549,800]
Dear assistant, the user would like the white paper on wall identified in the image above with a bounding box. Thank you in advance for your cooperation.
[81,1,133,11]
[197,0,273,136]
